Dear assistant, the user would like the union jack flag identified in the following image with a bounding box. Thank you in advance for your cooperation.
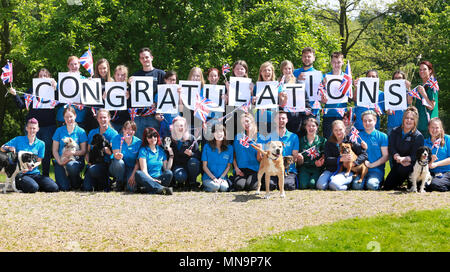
[222,64,231,76]
[408,86,421,100]
[305,146,320,159]
[425,76,439,93]
[374,104,382,116]
[50,99,60,108]
[349,127,360,143]
[318,81,327,99]
[312,100,321,109]
[140,106,156,117]
[79,46,94,76]
[337,108,346,117]
[1,61,13,85]
[24,94,33,110]
[239,135,252,148]
[74,103,84,110]
[432,138,442,149]
[128,108,138,121]
[194,93,214,123]
[277,75,285,93]
[338,60,353,98]
[240,99,252,113]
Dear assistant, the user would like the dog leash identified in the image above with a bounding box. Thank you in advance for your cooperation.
[331,156,341,177]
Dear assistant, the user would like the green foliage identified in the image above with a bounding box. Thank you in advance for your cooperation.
[240,209,450,252]
[233,0,339,78]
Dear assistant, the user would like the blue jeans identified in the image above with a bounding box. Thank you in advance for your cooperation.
[134,170,173,194]
[135,115,160,140]
[351,171,384,190]
[53,159,84,191]
[16,173,58,193]
[36,125,56,176]
[316,170,333,190]
[203,178,230,192]
[109,159,135,191]
[83,163,109,191]
[172,158,201,187]
[328,173,355,191]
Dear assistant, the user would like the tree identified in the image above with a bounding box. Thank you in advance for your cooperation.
[314,0,390,57]
[0,0,339,142]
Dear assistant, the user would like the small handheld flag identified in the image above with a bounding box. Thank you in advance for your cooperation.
[1,61,13,85]
[349,127,360,143]
[338,60,353,98]
[425,76,439,93]
[194,93,214,123]
[305,146,320,160]
[408,86,421,100]
[239,135,252,148]
[128,108,138,121]
[79,46,94,76]
[222,64,231,76]
[24,94,33,110]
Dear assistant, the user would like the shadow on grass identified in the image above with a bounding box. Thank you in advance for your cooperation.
[232,192,261,202]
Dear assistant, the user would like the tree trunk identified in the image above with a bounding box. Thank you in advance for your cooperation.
[0,0,12,137]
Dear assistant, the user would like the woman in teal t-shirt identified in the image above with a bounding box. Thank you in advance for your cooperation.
[425,118,450,192]
[134,127,173,195]
[414,61,439,138]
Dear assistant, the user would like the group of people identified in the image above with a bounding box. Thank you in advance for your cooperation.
[1,47,448,194]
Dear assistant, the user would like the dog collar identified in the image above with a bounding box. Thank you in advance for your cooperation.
[418,160,428,167]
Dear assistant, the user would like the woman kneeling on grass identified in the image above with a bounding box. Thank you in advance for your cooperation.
[425,117,450,192]
[1,118,58,193]
[202,124,234,192]
[109,120,142,192]
[297,117,326,189]
[383,106,424,190]
[316,120,367,191]
[133,127,174,195]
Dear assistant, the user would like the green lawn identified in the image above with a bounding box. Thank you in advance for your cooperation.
[240,209,450,252]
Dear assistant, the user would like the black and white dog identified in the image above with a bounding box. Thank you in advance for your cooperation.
[88,134,111,165]
[162,137,172,152]
[1,151,40,193]
[409,146,432,193]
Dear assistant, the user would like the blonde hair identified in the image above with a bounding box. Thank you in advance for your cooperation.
[329,120,345,143]
[401,106,419,132]
[258,61,276,81]
[361,110,377,121]
[170,116,190,141]
[114,65,129,82]
[279,60,295,83]
[96,108,112,127]
[240,112,257,140]
[188,67,205,87]
[428,117,445,147]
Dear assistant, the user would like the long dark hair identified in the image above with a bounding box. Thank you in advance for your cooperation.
[142,127,161,147]
[209,124,228,152]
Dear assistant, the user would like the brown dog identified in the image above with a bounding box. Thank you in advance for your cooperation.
[251,141,289,198]
[338,142,368,183]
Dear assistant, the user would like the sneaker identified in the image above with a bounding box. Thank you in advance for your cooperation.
[162,187,173,195]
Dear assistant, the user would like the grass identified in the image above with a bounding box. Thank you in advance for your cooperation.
[240,209,450,252]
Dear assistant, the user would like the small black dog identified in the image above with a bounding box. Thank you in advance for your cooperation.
[88,134,111,165]
[0,151,18,179]
[1,151,39,193]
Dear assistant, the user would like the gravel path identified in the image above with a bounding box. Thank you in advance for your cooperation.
[0,190,448,251]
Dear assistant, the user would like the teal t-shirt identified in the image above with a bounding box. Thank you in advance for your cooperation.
[4,136,45,175]
[138,145,167,178]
